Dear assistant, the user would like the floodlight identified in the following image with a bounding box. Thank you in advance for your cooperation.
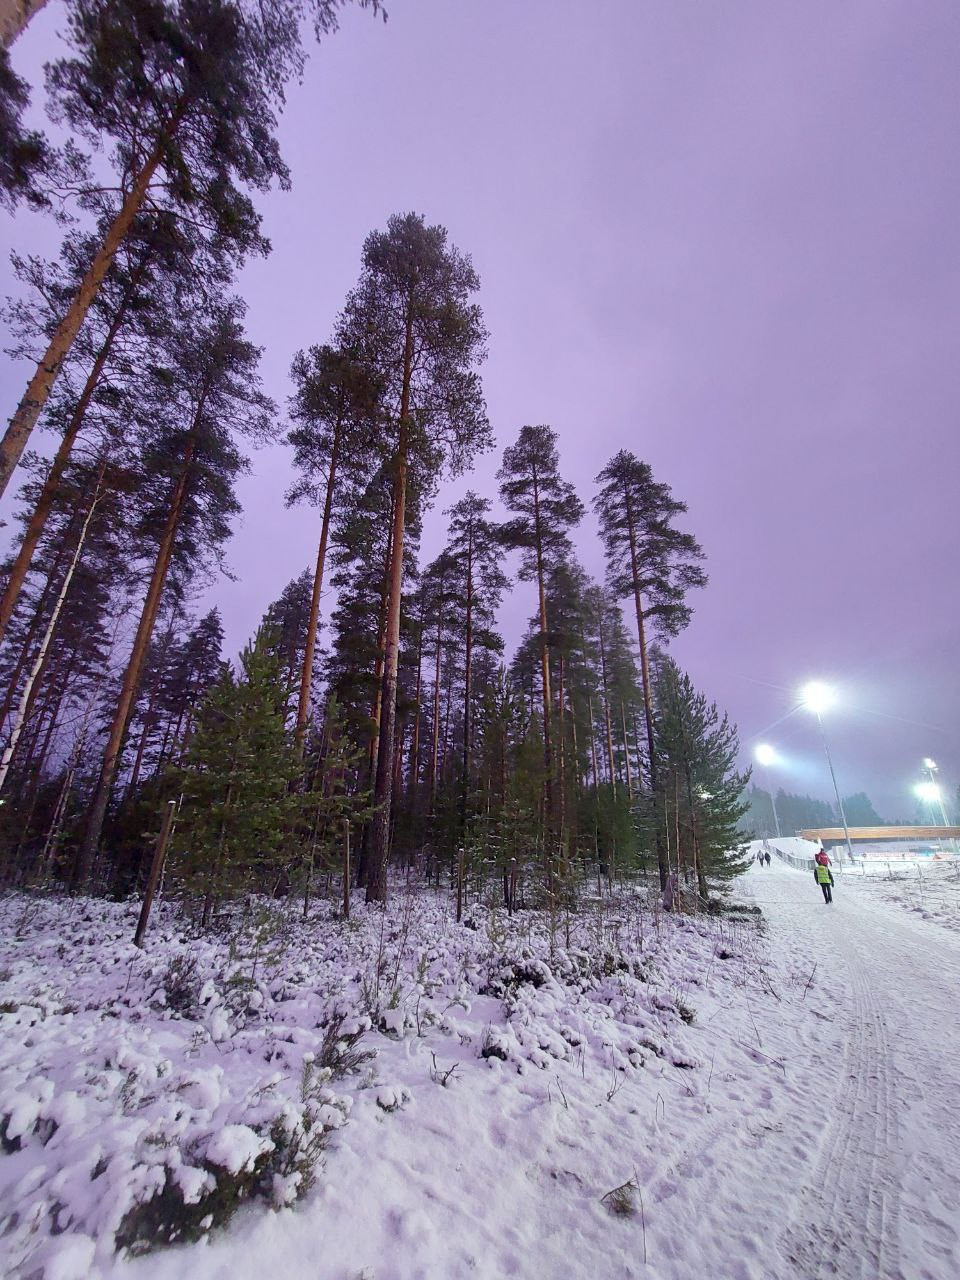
[754,743,777,767]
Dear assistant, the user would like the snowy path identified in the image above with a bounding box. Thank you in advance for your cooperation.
[6,868,956,1280]
[744,858,960,1280]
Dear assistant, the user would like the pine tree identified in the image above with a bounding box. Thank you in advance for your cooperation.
[498,424,583,839]
[0,41,48,210]
[287,342,383,746]
[0,209,242,642]
[0,0,292,497]
[441,492,507,832]
[338,212,490,903]
[594,451,706,887]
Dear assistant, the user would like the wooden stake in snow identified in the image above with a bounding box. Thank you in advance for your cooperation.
[0,462,105,794]
[134,798,178,948]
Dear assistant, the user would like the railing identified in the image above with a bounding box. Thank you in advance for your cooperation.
[763,838,844,876]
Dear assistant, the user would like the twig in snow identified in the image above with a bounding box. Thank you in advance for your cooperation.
[554,1073,569,1110]
[634,1167,648,1264]
[802,962,818,1000]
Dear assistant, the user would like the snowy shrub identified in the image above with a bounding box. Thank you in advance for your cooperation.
[162,954,201,1017]
[316,1012,376,1079]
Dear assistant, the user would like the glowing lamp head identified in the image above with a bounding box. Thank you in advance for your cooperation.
[923,757,938,772]
[915,781,941,804]
[801,681,835,715]
[754,743,777,767]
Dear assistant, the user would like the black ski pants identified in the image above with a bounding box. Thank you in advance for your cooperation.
[820,882,832,903]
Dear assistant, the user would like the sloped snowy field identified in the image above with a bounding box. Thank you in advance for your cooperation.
[1,848,958,1280]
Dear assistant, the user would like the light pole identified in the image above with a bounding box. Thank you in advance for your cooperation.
[801,681,854,864]
[921,759,951,830]
[754,743,782,838]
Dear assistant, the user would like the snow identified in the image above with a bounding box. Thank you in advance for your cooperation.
[1,862,958,1279]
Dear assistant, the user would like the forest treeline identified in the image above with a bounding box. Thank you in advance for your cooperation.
[0,0,751,919]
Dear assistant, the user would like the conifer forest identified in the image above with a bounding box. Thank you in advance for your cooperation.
[1,5,956,1280]
[0,0,749,910]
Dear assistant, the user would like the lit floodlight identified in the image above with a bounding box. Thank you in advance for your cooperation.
[915,781,941,804]
[801,681,835,715]
[923,757,938,772]
[754,743,777,767]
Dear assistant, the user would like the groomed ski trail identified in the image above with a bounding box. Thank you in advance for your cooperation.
[748,854,960,1280]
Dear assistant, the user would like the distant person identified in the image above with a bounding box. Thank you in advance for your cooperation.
[764,851,772,867]
[757,851,764,866]
[814,859,835,904]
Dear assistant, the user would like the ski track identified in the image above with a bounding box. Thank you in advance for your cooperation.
[752,855,960,1280]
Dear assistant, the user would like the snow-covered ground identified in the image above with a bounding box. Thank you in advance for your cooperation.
[1,855,958,1280]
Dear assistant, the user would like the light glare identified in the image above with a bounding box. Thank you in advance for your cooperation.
[801,681,835,715]
[923,757,938,772]
[915,781,941,804]
[754,743,777,767]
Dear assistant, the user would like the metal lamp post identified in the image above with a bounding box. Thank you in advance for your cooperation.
[754,743,782,839]
[801,682,854,864]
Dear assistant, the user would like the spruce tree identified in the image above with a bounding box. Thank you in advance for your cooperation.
[338,212,490,903]
[653,658,750,902]
[171,624,309,925]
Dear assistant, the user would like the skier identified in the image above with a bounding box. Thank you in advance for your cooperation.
[814,859,834,904]
[764,851,772,867]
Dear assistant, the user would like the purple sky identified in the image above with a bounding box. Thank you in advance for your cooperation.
[3,0,959,817]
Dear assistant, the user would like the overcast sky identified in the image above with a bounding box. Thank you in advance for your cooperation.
[2,0,958,817]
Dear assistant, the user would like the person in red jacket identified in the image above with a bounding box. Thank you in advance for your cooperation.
[815,848,831,868]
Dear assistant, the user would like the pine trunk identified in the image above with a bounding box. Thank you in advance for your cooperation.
[531,466,554,827]
[459,529,473,833]
[0,114,182,498]
[0,0,48,47]
[76,436,196,883]
[0,271,142,644]
[626,496,666,887]
[296,418,341,749]
[366,301,415,904]
[0,468,103,794]
[620,699,633,799]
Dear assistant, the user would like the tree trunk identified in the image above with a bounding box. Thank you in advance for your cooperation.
[626,497,666,887]
[596,610,617,798]
[296,418,341,750]
[0,467,104,793]
[0,0,48,48]
[0,257,147,644]
[459,526,473,834]
[366,300,415,904]
[531,465,554,826]
[407,602,425,806]
[0,536,70,729]
[0,106,184,499]
[429,606,442,810]
[76,436,196,883]
[620,700,633,800]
